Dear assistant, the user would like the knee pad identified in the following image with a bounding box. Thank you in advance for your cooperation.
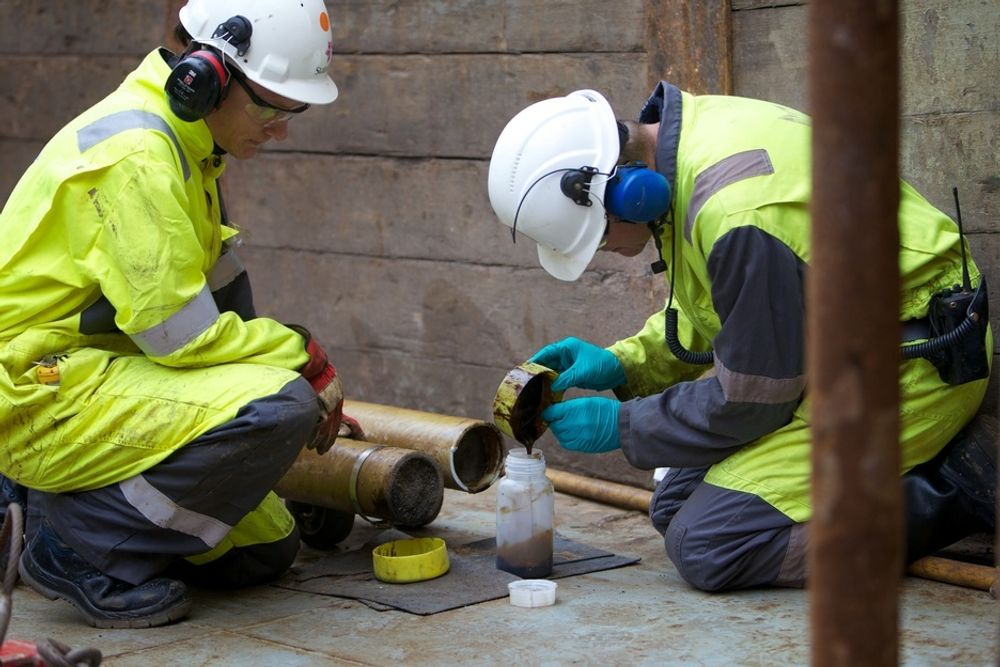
[663,518,713,591]
[649,466,709,536]
[177,523,301,589]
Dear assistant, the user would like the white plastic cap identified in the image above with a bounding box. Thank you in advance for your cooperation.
[508,579,558,607]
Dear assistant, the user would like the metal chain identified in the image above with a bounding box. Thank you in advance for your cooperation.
[36,638,102,667]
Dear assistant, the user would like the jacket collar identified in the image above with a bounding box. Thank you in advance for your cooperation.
[639,81,683,203]
[123,49,220,167]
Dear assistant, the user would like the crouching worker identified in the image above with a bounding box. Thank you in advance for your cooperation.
[0,0,348,627]
[487,86,994,592]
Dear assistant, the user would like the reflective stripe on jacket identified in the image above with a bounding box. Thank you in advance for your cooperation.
[0,49,310,491]
[611,82,989,520]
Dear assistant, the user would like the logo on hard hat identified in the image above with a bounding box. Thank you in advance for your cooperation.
[315,41,333,74]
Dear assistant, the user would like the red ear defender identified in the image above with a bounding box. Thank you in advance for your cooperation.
[165,49,229,122]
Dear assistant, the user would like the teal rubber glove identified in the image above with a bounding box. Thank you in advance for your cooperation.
[529,337,627,392]
[541,397,621,453]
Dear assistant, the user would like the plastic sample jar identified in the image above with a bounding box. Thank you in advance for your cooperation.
[495,449,554,578]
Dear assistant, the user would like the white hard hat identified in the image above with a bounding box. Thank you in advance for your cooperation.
[179,0,338,105]
[487,89,620,281]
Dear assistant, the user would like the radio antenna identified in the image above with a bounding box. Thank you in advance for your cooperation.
[952,186,972,292]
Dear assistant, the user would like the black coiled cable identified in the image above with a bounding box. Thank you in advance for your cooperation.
[664,307,713,366]
[900,311,978,359]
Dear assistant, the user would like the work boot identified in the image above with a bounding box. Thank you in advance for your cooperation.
[904,414,997,562]
[18,521,192,629]
[939,413,997,531]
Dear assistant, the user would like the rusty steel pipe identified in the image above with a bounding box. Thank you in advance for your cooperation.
[275,439,444,528]
[907,557,998,596]
[343,400,505,493]
[546,468,653,514]
[808,1,902,665]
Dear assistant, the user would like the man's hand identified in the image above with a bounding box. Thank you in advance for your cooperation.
[541,396,621,453]
[529,337,627,392]
[293,325,345,455]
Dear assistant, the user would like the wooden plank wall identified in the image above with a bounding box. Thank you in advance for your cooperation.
[733,0,1000,417]
[1,1,996,488]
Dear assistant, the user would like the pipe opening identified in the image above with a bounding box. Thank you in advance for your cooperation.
[452,426,505,493]
[384,454,444,528]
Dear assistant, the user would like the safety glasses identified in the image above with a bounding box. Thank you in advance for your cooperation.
[230,71,309,125]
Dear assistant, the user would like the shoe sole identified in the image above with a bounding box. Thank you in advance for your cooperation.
[18,548,192,629]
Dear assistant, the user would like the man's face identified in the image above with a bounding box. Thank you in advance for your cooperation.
[205,74,306,159]
[599,217,652,257]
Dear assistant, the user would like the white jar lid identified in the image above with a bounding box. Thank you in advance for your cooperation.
[508,579,557,607]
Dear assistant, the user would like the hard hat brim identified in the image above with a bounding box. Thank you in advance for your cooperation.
[263,76,339,106]
[536,222,604,282]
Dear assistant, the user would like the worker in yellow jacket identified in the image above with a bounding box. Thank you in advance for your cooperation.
[487,86,994,591]
[0,0,349,628]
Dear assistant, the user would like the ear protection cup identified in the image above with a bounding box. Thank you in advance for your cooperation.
[165,49,228,122]
[604,164,671,222]
[164,15,253,122]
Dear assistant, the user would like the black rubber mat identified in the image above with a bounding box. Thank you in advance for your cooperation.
[277,529,640,615]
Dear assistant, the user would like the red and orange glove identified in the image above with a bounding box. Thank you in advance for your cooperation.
[292,325,363,454]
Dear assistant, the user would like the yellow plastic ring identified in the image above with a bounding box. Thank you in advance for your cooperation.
[372,537,450,584]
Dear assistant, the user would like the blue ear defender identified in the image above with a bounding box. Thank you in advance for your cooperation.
[603,163,671,223]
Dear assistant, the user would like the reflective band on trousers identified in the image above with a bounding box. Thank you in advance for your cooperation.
[207,250,245,292]
[77,109,191,181]
[119,474,232,548]
[684,149,775,243]
[129,284,220,358]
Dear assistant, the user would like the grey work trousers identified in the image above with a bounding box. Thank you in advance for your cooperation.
[30,377,318,586]
[649,467,807,591]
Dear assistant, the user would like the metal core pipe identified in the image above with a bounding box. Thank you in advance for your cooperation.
[907,557,997,595]
[343,400,505,493]
[275,439,444,528]
[546,468,653,514]
[808,1,902,664]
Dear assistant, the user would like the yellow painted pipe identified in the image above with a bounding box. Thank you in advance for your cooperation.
[343,400,505,493]
[546,468,653,514]
[906,556,997,596]
[275,439,444,528]
[492,362,560,453]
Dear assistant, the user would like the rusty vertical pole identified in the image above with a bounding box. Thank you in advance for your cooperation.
[807,1,901,666]
[646,0,732,95]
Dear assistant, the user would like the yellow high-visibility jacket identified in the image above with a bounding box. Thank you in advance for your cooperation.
[0,49,309,493]
[611,82,991,521]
